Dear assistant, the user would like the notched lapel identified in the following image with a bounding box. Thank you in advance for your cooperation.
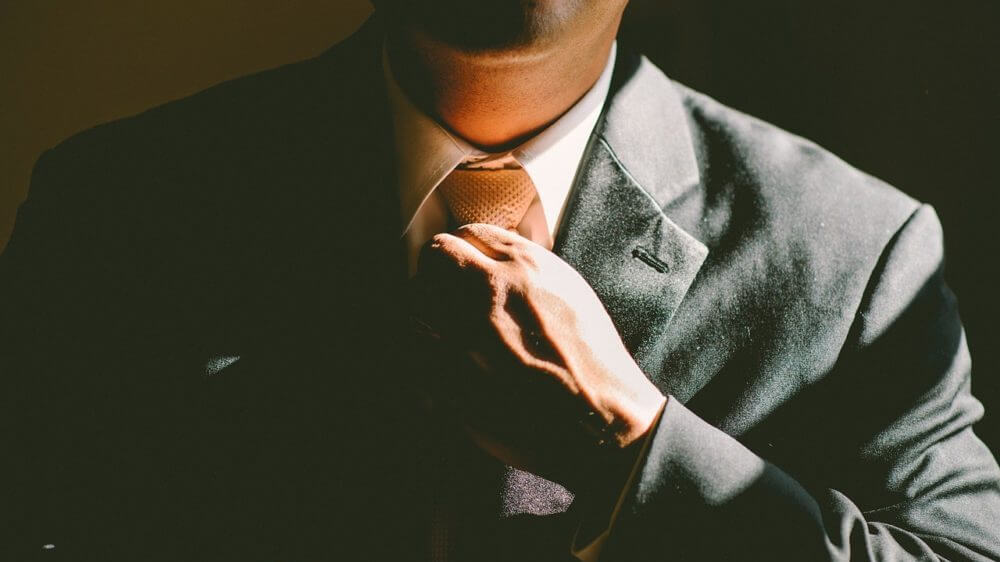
[555,49,708,383]
[555,140,707,375]
[555,50,708,377]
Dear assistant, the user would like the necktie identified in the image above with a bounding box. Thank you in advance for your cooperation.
[423,166,575,561]
[437,167,537,229]
[427,166,538,561]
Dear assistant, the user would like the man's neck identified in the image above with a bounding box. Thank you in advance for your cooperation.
[385,18,620,152]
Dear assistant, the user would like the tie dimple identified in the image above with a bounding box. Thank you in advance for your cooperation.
[437,167,536,230]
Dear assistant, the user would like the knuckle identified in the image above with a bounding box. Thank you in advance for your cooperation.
[518,247,540,269]
[508,243,539,271]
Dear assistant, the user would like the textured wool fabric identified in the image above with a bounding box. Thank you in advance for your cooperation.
[428,478,452,562]
[3,15,998,561]
[437,167,537,230]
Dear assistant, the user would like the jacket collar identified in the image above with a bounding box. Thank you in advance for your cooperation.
[598,50,702,208]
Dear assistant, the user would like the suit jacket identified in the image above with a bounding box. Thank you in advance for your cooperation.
[3,17,998,561]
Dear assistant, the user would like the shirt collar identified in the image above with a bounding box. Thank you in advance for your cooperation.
[384,42,618,236]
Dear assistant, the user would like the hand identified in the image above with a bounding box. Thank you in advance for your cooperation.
[410,223,666,489]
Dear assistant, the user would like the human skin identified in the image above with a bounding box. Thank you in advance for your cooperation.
[412,225,665,489]
[378,0,629,150]
[378,1,663,488]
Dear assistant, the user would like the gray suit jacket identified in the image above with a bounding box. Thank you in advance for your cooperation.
[3,17,998,561]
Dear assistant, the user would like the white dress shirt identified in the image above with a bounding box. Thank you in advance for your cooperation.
[384,42,618,274]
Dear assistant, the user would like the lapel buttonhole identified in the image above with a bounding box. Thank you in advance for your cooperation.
[632,246,670,274]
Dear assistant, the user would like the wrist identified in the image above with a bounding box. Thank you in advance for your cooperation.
[574,388,664,488]
[574,395,665,500]
[598,373,666,450]
[617,383,667,448]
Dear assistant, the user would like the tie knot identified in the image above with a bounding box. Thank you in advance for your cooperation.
[437,167,537,230]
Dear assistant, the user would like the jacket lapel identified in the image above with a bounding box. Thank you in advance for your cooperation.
[555,50,708,378]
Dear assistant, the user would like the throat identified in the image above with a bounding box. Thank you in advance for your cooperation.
[386,29,616,151]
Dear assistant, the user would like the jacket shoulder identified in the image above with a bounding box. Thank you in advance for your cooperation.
[36,19,375,199]
[665,81,943,348]
[676,83,923,268]
[18,20,384,252]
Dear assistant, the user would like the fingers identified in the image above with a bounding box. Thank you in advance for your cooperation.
[451,223,522,260]
[417,222,535,275]
[425,230,496,272]
[412,223,536,344]
[421,223,523,271]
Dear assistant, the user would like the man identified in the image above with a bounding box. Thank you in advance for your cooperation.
[3,1,998,560]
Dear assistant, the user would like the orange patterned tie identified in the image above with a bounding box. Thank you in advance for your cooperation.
[427,166,537,562]
[437,167,537,229]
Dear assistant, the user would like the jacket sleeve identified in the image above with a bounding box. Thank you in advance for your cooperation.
[604,204,1000,560]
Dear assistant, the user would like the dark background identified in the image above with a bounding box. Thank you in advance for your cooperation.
[3,1,998,449]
